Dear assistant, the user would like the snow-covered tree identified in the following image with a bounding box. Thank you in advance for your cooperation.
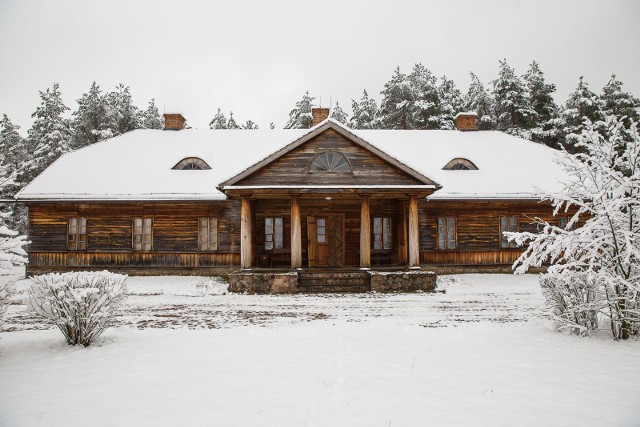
[21,83,71,185]
[330,101,348,124]
[0,221,28,331]
[107,83,141,135]
[523,61,557,125]
[378,67,413,129]
[142,98,163,129]
[464,72,496,130]
[492,59,537,136]
[227,112,240,129]
[435,75,464,130]
[0,115,27,183]
[601,75,640,127]
[548,77,605,153]
[242,120,258,130]
[406,63,440,129]
[349,89,378,129]
[209,108,227,129]
[284,91,314,129]
[70,81,113,149]
[28,271,128,346]
[509,116,640,340]
[269,122,275,130]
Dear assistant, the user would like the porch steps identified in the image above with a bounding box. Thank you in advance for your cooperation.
[297,272,371,293]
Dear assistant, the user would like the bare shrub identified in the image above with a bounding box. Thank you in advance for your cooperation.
[28,271,128,346]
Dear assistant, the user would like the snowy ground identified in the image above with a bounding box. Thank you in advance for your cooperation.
[1,273,639,427]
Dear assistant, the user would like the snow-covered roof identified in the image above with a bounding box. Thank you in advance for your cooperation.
[16,119,567,201]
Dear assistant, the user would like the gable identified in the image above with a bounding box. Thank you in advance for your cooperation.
[235,128,425,186]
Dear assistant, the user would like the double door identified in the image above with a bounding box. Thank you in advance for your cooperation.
[307,215,344,267]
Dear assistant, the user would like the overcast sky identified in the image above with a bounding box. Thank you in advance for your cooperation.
[0,0,639,131]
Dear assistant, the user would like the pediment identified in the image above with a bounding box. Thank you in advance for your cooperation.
[219,120,440,192]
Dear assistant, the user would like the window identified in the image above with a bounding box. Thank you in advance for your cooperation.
[309,152,352,172]
[67,217,87,250]
[317,218,326,243]
[442,158,478,170]
[373,217,392,250]
[437,217,456,250]
[172,157,212,170]
[500,215,518,248]
[265,217,283,250]
[133,218,153,251]
[559,216,568,229]
[198,218,218,251]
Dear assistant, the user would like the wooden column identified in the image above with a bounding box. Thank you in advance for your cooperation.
[360,195,371,269]
[240,195,253,270]
[408,195,420,269]
[397,199,408,266]
[291,196,302,269]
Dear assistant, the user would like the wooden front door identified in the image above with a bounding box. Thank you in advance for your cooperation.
[307,215,344,267]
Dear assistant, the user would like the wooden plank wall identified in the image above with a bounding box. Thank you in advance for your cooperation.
[238,129,423,186]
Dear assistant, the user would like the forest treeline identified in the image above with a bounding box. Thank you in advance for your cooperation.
[1,59,639,232]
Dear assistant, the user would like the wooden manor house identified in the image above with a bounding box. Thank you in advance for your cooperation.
[16,109,567,292]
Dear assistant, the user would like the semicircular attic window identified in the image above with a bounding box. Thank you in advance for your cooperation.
[309,152,352,173]
[172,157,211,170]
[442,158,478,171]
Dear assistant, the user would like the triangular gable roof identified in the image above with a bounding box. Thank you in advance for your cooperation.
[218,118,442,191]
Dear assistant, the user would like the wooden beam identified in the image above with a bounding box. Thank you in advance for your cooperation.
[240,196,253,269]
[290,196,302,269]
[397,199,408,265]
[408,195,420,269]
[360,195,371,269]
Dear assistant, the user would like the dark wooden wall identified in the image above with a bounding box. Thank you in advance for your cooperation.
[27,198,564,274]
[237,129,423,186]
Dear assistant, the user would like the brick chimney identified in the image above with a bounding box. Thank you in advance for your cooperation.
[311,108,330,126]
[454,112,478,131]
[164,113,186,130]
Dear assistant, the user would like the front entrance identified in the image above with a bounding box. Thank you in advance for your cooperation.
[307,215,344,267]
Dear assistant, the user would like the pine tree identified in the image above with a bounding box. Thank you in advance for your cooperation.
[464,72,496,130]
[378,67,412,129]
[70,81,113,149]
[107,83,141,135]
[284,91,314,129]
[436,75,464,130]
[242,120,259,130]
[601,75,640,126]
[330,101,348,124]
[269,122,275,130]
[349,89,378,129]
[142,98,163,129]
[227,112,241,129]
[550,77,605,152]
[0,115,27,179]
[492,59,537,136]
[21,83,71,185]
[209,108,227,129]
[523,61,557,124]
[407,64,440,129]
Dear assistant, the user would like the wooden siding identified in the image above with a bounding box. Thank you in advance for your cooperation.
[237,129,424,186]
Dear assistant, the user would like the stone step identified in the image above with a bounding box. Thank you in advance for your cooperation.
[297,284,371,293]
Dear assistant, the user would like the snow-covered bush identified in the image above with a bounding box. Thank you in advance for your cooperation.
[28,271,128,346]
[509,116,640,339]
[0,223,27,331]
[195,276,228,295]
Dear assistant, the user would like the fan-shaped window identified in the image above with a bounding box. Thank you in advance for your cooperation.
[172,157,211,170]
[442,158,478,170]
[309,152,352,173]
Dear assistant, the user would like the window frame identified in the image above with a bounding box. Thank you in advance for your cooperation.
[264,217,284,250]
[373,217,393,251]
[133,217,154,251]
[308,151,353,173]
[500,215,519,248]
[198,217,219,251]
[437,217,457,250]
[67,217,87,251]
